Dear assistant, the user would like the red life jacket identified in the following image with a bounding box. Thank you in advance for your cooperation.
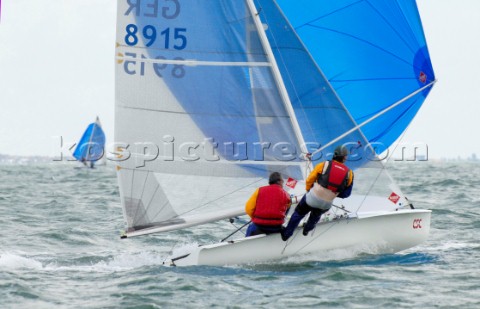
[252,184,290,226]
[317,160,350,193]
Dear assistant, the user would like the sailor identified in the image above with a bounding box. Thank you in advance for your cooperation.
[245,172,292,237]
[281,145,354,241]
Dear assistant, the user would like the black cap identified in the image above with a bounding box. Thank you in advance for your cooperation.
[334,145,349,157]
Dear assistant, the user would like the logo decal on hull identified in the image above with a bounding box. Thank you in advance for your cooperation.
[388,192,400,204]
[413,218,423,229]
[286,177,297,189]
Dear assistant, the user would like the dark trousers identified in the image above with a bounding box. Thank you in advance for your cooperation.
[246,223,283,237]
[282,195,328,238]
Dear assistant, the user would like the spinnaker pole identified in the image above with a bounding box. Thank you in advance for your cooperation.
[310,80,437,158]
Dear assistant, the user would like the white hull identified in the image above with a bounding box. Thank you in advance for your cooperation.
[166,209,431,266]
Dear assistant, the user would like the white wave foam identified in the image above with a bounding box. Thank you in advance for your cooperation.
[0,253,44,270]
[416,241,479,253]
[0,249,179,273]
[170,242,199,257]
[43,251,171,273]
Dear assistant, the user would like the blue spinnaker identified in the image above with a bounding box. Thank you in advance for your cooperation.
[275,0,435,152]
[73,119,105,163]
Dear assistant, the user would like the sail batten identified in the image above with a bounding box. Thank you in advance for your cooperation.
[116,55,272,67]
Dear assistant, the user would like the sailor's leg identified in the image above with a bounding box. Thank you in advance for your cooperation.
[246,223,264,237]
[303,208,328,235]
[260,224,283,234]
[245,223,258,237]
[281,196,309,240]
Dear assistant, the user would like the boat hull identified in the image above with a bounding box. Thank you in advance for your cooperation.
[167,209,431,266]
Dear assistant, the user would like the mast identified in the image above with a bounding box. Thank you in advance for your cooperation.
[245,0,308,169]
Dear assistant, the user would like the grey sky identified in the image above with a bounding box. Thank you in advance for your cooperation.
[0,0,479,159]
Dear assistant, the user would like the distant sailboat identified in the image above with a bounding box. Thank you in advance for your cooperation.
[73,116,106,168]
[115,0,435,266]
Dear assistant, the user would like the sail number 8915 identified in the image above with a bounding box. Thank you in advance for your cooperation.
[125,24,187,50]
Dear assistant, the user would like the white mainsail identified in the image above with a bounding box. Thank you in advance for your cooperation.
[116,0,308,236]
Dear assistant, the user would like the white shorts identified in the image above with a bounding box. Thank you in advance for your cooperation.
[305,190,332,210]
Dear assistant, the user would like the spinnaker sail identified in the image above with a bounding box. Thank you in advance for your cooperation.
[73,116,106,168]
[274,0,435,153]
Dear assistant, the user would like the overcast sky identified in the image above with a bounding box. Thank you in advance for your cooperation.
[0,0,479,159]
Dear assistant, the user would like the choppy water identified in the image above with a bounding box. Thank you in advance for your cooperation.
[0,161,479,308]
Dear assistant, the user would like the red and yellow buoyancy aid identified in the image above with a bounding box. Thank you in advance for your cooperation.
[249,184,291,226]
[317,160,350,193]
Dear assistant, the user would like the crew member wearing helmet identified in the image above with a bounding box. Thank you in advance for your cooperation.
[245,172,292,237]
[281,145,354,241]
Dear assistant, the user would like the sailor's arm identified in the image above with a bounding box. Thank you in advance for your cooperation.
[338,170,354,198]
[245,188,259,217]
[305,162,325,191]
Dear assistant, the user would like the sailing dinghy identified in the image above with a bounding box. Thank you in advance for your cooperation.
[73,116,106,168]
[115,0,435,266]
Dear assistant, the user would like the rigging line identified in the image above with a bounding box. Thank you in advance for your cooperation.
[149,199,173,224]
[134,183,160,226]
[129,165,136,206]
[171,179,262,218]
[310,80,436,158]
[134,170,154,225]
[167,155,305,220]
[170,177,265,220]
[361,110,421,213]
[135,170,168,225]
[354,97,427,213]
[220,220,251,242]
[118,104,292,118]
[354,164,386,215]
[332,203,351,213]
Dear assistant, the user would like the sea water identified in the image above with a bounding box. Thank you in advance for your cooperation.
[0,161,479,308]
